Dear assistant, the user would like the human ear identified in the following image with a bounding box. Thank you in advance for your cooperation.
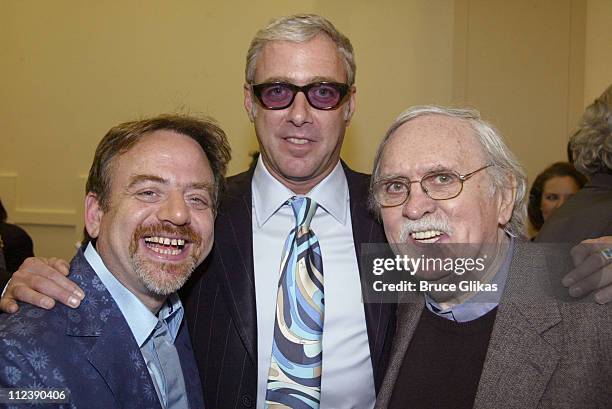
[84,193,103,239]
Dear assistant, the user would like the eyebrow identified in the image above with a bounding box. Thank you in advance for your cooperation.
[378,165,452,180]
[127,174,214,191]
[128,174,167,188]
[258,76,344,84]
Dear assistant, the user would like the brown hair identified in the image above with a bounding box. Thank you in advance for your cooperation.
[86,114,231,213]
[527,162,587,230]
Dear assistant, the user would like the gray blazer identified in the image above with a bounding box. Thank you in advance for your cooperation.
[375,241,612,409]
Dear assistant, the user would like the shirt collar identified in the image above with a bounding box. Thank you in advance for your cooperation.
[251,157,349,227]
[84,242,184,347]
[425,236,515,323]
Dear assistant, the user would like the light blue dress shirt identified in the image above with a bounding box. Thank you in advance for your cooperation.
[252,158,376,409]
[84,243,187,408]
[425,236,515,322]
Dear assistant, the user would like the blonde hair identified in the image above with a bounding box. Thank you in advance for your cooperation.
[245,14,355,85]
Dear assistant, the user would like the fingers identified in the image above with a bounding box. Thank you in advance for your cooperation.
[593,284,612,305]
[570,237,611,266]
[0,296,20,314]
[566,263,612,299]
[48,257,71,276]
[10,281,58,310]
[3,257,84,310]
[563,247,612,287]
[563,241,612,302]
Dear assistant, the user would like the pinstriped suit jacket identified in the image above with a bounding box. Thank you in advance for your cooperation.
[374,241,612,409]
[182,163,397,409]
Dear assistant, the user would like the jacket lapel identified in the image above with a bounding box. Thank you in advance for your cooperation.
[474,242,562,409]
[175,321,205,409]
[374,299,424,408]
[474,302,561,409]
[214,170,258,363]
[343,163,397,391]
[211,164,397,388]
[66,251,161,409]
[86,314,162,409]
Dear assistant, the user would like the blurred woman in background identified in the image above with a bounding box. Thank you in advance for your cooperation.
[528,162,587,237]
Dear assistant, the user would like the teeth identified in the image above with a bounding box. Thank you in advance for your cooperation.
[149,246,182,255]
[287,137,309,145]
[144,236,187,248]
[410,230,443,240]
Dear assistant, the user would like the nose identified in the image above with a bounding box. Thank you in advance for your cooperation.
[401,184,437,220]
[286,91,313,126]
[556,196,568,208]
[157,191,190,225]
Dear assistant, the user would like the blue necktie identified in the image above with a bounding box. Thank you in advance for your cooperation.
[150,321,189,409]
[266,197,324,408]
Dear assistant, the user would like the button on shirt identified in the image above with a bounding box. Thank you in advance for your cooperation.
[252,159,376,409]
[84,243,188,409]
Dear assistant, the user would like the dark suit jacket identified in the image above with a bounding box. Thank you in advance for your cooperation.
[0,221,34,273]
[536,173,612,244]
[0,248,204,409]
[182,163,397,409]
[375,241,612,409]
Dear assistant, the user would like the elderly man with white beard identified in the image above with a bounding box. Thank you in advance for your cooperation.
[369,106,612,409]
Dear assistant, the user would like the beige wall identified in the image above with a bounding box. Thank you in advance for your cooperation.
[0,0,609,259]
[452,0,587,184]
[584,0,612,105]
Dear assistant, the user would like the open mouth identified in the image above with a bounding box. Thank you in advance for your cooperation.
[286,137,311,145]
[143,236,187,256]
[409,230,445,244]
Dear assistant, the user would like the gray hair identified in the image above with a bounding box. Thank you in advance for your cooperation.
[245,14,356,85]
[369,105,528,236]
[570,84,612,176]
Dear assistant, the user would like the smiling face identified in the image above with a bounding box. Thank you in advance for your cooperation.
[244,33,356,194]
[85,130,215,311]
[378,115,515,249]
[540,175,580,221]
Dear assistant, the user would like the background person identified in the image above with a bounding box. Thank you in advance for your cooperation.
[0,238,7,289]
[0,198,34,278]
[527,162,587,237]
[536,84,611,244]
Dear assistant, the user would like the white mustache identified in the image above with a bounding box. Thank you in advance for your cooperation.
[399,216,452,241]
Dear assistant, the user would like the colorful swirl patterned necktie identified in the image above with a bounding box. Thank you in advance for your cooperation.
[266,196,324,409]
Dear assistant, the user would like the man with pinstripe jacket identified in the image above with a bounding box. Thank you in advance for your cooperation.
[1,15,397,409]
[3,13,612,409]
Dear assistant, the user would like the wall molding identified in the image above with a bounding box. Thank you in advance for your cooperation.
[0,172,86,236]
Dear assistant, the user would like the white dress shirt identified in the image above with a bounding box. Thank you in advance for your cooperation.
[252,159,376,409]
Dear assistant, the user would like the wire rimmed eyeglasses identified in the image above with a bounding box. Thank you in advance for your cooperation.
[372,164,494,207]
